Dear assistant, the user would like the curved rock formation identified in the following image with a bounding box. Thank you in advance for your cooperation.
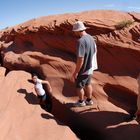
[0,69,79,140]
[0,10,140,140]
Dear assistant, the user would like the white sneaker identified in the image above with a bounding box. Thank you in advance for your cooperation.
[85,99,93,106]
[74,101,86,107]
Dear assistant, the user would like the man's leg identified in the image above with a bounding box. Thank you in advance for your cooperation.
[85,84,93,105]
[74,75,87,107]
[76,87,85,101]
[85,84,92,99]
[74,87,86,107]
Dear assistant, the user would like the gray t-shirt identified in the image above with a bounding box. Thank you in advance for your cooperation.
[76,34,98,75]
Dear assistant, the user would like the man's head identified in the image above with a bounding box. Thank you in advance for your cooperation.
[72,21,87,37]
[32,73,38,83]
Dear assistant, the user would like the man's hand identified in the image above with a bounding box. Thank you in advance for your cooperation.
[71,57,83,82]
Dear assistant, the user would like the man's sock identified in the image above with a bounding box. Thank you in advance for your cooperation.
[79,100,84,103]
[86,98,92,102]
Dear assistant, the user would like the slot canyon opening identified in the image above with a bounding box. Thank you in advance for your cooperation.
[33,73,101,140]
[0,68,129,140]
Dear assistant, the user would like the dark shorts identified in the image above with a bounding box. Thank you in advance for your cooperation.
[38,94,47,102]
[75,74,92,88]
[38,93,52,112]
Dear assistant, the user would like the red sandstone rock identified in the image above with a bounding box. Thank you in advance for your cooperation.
[0,70,79,140]
[0,10,140,140]
[0,67,6,76]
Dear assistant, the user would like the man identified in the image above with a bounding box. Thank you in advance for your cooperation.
[72,21,98,107]
[32,73,52,112]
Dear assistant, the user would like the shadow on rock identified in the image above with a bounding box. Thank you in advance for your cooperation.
[41,113,65,126]
[17,88,38,105]
[106,123,140,140]
[78,110,140,140]
[17,88,52,113]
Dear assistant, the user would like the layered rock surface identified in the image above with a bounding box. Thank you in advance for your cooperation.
[0,10,140,140]
[0,69,79,140]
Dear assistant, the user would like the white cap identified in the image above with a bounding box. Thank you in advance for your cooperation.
[72,21,87,32]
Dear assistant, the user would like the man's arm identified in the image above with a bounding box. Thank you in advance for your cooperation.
[41,80,52,93]
[73,57,84,79]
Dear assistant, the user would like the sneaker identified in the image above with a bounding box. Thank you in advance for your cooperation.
[74,101,86,107]
[85,99,93,106]
[128,114,137,121]
[132,115,137,120]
